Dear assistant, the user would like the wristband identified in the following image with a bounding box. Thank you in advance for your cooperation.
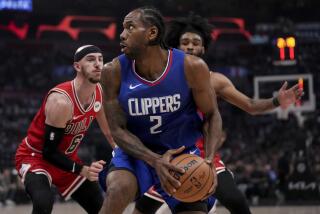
[272,97,280,107]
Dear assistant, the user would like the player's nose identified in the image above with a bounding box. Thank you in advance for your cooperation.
[120,30,127,41]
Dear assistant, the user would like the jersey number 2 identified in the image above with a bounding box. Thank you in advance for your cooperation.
[150,116,162,134]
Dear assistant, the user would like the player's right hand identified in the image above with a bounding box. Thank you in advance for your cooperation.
[81,160,106,181]
[154,146,185,196]
[201,159,218,200]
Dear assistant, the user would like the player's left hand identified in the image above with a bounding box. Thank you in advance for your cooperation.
[277,81,304,109]
[201,159,217,200]
[85,160,106,181]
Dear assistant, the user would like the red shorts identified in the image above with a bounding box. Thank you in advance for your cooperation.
[15,138,86,200]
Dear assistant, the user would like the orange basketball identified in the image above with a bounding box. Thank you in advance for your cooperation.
[170,154,213,202]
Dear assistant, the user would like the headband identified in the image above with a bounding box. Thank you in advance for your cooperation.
[74,45,102,62]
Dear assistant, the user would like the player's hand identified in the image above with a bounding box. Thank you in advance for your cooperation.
[277,81,304,109]
[81,160,106,181]
[154,146,186,196]
[201,159,217,200]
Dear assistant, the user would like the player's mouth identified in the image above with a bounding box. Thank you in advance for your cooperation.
[120,43,128,52]
[186,51,195,56]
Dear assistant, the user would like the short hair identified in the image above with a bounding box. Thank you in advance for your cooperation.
[134,7,167,48]
[165,13,213,51]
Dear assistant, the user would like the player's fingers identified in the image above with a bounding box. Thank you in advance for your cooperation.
[167,162,185,174]
[97,160,106,165]
[91,162,104,170]
[89,166,102,173]
[162,182,174,196]
[167,146,185,156]
[280,81,288,91]
[159,174,175,196]
[166,177,180,191]
[88,172,99,181]
[205,159,213,165]
[164,170,181,189]
[290,83,299,91]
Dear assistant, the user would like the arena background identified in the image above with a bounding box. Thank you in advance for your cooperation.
[0,0,319,213]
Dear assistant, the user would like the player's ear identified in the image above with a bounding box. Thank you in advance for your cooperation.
[201,46,205,55]
[148,26,158,43]
[73,62,81,72]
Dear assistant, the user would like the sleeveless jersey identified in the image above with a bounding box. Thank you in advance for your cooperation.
[118,48,203,154]
[21,81,102,159]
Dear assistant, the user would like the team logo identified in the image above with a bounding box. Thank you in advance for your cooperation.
[94,101,101,112]
[50,132,55,141]
[129,84,142,89]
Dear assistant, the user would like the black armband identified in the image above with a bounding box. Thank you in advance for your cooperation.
[272,97,280,107]
[43,124,83,174]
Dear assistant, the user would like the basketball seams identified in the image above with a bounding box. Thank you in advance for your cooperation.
[171,154,204,184]
[179,161,212,200]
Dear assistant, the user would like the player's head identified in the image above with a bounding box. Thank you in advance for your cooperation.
[73,45,103,84]
[120,7,167,58]
[165,13,213,57]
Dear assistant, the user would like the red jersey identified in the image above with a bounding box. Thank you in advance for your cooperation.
[19,80,103,160]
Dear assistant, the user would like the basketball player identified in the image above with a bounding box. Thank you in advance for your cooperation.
[15,45,115,214]
[133,14,304,214]
[98,7,223,214]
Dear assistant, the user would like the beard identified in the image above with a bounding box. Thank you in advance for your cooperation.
[88,77,100,84]
[82,68,100,84]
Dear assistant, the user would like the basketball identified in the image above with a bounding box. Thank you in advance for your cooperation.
[170,154,213,202]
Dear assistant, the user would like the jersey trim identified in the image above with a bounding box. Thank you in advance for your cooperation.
[25,137,42,153]
[71,80,96,114]
[132,49,173,86]
[31,169,53,186]
[62,176,86,200]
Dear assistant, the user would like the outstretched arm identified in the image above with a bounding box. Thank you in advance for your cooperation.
[212,72,303,115]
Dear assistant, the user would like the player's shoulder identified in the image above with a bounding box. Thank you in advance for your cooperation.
[46,92,72,109]
[103,57,121,73]
[211,72,232,84]
[184,54,208,79]
[184,54,206,67]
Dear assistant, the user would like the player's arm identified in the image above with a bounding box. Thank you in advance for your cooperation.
[185,56,223,161]
[212,72,303,115]
[43,93,104,181]
[96,105,116,149]
[185,55,222,197]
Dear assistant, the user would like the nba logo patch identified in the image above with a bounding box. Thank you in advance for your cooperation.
[94,101,101,112]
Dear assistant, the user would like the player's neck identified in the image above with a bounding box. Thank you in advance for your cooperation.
[134,46,168,81]
[73,77,95,107]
